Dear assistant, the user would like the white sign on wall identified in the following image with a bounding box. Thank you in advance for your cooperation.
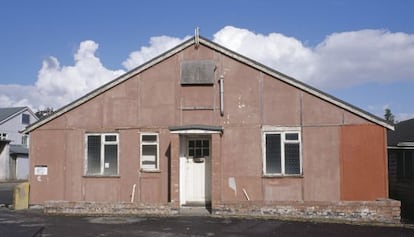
[34,165,48,176]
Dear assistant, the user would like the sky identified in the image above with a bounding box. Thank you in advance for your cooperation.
[0,0,414,121]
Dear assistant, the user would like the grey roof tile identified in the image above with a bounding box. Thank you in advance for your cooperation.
[0,107,26,124]
[387,118,414,146]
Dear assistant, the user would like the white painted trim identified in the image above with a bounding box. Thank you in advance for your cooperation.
[388,146,414,150]
[180,135,212,205]
[139,132,160,171]
[397,142,414,147]
[179,136,187,205]
[170,129,221,134]
[262,125,302,132]
[262,127,302,176]
[84,133,119,176]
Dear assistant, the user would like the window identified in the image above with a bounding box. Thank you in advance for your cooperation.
[0,133,7,141]
[22,135,29,146]
[85,134,118,176]
[140,133,159,171]
[397,150,413,179]
[263,128,301,176]
[188,139,209,158]
[22,114,30,124]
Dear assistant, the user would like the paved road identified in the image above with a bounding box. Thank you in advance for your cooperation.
[0,207,413,237]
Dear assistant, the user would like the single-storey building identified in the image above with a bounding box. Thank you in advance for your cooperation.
[24,35,399,223]
[388,118,414,220]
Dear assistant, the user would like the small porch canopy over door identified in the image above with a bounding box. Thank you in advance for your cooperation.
[169,125,222,206]
[169,124,223,135]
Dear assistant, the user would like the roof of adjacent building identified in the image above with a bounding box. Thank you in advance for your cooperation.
[9,144,29,155]
[388,118,414,147]
[0,107,27,124]
[23,35,394,133]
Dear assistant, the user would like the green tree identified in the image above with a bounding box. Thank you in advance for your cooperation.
[384,108,395,124]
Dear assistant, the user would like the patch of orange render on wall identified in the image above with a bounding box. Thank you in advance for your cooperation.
[340,124,388,201]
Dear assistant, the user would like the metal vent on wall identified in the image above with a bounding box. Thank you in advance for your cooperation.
[180,60,215,85]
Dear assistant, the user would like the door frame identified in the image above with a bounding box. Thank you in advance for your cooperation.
[179,135,211,206]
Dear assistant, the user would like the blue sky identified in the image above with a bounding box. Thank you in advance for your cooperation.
[1,0,413,121]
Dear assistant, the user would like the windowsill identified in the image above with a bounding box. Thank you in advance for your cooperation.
[140,169,161,173]
[262,174,303,178]
[83,175,121,178]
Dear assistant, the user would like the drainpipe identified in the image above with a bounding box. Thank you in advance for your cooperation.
[219,75,224,116]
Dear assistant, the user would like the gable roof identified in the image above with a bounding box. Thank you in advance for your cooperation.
[0,107,27,125]
[388,118,414,147]
[23,35,394,133]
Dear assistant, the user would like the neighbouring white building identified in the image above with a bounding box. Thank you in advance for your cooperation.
[0,107,38,180]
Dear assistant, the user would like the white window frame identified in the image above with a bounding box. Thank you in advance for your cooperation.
[140,133,159,171]
[262,126,302,176]
[21,134,29,147]
[85,133,119,176]
[0,133,7,141]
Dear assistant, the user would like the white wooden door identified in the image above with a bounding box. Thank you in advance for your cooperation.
[184,138,211,205]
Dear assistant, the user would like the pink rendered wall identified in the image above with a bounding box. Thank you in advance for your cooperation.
[29,44,386,206]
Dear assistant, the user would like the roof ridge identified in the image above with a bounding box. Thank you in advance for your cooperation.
[22,35,394,133]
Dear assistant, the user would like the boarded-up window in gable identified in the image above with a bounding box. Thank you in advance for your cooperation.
[180,60,215,85]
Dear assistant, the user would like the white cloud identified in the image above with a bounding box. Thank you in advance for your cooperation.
[0,36,193,111]
[395,113,414,122]
[213,26,315,82]
[122,35,191,70]
[1,26,414,119]
[0,84,39,109]
[213,26,414,89]
[0,40,125,110]
[36,40,125,103]
[312,29,414,88]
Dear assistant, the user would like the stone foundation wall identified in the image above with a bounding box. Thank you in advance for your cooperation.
[212,199,401,224]
[44,201,179,216]
[43,199,400,224]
